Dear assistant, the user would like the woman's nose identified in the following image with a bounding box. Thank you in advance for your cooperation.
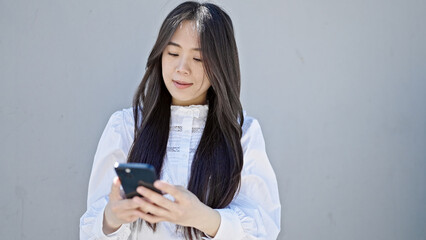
[176,57,190,75]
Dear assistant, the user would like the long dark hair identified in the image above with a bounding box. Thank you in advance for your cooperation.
[127,2,244,239]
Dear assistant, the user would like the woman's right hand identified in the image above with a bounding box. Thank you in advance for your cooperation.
[103,177,145,235]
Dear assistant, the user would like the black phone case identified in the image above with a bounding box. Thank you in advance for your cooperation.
[114,162,161,198]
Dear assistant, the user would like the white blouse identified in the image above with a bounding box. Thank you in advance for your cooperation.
[80,105,281,240]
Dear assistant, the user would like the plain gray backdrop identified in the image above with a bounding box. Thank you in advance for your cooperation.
[1,0,425,239]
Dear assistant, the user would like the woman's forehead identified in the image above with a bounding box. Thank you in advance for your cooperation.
[169,21,201,48]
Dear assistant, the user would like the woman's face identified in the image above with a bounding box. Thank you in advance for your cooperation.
[162,20,211,106]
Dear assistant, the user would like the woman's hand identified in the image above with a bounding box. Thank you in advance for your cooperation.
[103,177,145,235]
[135,180,221,237]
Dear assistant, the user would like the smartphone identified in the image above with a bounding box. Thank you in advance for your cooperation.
[114,162,162,198]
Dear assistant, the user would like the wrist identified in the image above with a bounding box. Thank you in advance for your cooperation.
[103,207,122,235]
[193,205,221,237]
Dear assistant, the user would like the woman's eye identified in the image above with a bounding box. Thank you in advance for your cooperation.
[193,58,202,62]
[168,52,178,57]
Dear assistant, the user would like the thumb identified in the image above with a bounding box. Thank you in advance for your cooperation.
[109,176,123,202]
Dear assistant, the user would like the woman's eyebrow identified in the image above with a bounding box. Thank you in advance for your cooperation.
[168,41,201,51]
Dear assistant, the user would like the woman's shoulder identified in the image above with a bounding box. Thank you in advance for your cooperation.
[240,112,268,156]
[108,107,135,124]
[241,111,263,139]
[107,107,136,141]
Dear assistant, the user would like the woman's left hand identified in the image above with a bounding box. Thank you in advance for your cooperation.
[134,180,221,237]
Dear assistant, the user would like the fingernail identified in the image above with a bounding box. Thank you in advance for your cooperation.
[154,181,162,188]
[137,186,145,193]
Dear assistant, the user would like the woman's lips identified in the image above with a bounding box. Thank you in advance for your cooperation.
[173,80,193,89]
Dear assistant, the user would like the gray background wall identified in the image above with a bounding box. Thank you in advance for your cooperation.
[1,0,425,239]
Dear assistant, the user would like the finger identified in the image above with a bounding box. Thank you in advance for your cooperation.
[109,197,144,213]
[119,189,126,199]
[133,196,170,217]
[109,177,124,201]
[117,209,145,223]
[125,199,145,210]
[138,211,164,224]
[137,186,176,211]
[153,181,183,201]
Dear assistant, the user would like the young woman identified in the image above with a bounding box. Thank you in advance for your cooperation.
[80,1,281,239]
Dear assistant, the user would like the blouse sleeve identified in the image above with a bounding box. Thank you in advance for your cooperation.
[210,118,281,240]
[79,110,133,240]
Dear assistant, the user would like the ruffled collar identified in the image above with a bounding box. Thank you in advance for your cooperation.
[170,104,208,119]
